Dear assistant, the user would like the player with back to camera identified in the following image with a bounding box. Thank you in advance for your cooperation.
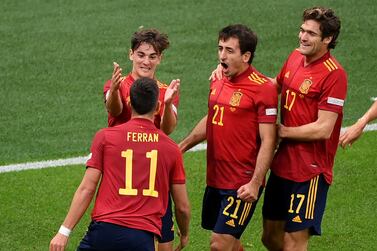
[50,77,190,251]
[104,28,180,251]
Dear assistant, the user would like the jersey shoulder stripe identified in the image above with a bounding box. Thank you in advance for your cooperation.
[247,72,268,85]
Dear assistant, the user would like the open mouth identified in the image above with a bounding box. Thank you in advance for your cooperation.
[221,62,228,69]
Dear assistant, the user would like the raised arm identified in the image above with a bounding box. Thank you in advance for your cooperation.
[105,62,123,117]
[237,123,277,202]
[160,79,180,135]
[49,168,101,251]
[339,100,377,148]
[279,110,338,141]
[178,115,207,153]
[171,184,191,251]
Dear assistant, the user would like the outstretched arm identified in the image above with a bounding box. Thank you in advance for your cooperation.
[160,79,180,135]
[339,100,377,148]
[178,115,207,153]
[105,62,123,117]
[49,168,101,251]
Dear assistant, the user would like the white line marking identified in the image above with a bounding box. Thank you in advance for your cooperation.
[2,123,377,174]
[0,143,207,173]
[0,156,91,173]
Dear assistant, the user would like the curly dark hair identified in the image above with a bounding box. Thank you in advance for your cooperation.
[131,28,170,54]
[303,6,341,49]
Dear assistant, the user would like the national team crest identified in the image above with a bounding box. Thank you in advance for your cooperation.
[299,79,312,94]
[229,91,243,107]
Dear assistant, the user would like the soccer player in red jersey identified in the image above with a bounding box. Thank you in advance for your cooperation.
[50,78,190,251]
[104,28,180,251]
[261,7,348,251]
[104,28,179,134]
[180,24,278,251]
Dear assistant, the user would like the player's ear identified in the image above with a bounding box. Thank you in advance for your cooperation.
[129,49,133,61]
[242,51,251,63]
[323,36,333,46]
[154,101,161,114]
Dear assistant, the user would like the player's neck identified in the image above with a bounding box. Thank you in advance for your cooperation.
[131,112,154,122]
[304,49,329,66]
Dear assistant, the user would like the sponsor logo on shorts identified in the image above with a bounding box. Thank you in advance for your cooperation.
[225,219,236,227]
[292,215,302,223]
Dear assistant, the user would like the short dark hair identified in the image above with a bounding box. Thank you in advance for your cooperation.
[303,6,341,49]
[130,77,159,115]
[218,24,258,64]
[131,28,170,54]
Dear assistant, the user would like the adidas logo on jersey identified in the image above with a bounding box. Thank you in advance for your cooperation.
[292,215,302,223]
[285,71,290,78]
[225,219,236,227]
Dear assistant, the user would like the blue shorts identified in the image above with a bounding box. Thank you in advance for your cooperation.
[77,221,156,251]
[262,172,329,235]
[158,195,174,243]
[201,186,263,239]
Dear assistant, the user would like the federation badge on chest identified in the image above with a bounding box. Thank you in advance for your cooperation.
[229,90,243,107]
[299,79,312,94]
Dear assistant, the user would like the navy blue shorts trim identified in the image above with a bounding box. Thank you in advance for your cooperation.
[201,186,263,239]
[262,172,329,235]
[77,221,156,251]
[158,195,174,243]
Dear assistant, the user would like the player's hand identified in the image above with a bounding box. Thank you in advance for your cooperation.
[165,79,180,105]
[208,64,223,81]
[174,233,189,251]
[277,124,287,138]
[49,233,69,251]
[110,62,122,92]
[237,181,260,203]
[339,121,365,148]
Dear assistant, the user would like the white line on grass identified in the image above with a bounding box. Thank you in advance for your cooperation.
[1,123,377,174]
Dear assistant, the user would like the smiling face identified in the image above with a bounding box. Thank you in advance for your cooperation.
[129,42,162,79]
[298,19,332,64]
[218,37,250,79]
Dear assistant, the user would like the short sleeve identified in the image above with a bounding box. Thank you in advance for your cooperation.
[318,69,347,114]
[103,80,112,102]
[170,149,186,184]
[86,130,105,171]
[256,83,278,123]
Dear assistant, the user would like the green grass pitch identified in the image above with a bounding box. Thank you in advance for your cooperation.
[1,0,377,250]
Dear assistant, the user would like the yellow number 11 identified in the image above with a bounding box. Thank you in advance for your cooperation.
[118,149,159,198]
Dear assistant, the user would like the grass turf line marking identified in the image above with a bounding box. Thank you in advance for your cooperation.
[1,124,377,173]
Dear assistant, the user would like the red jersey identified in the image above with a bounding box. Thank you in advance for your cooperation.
[103,74,179,128]
[271,50,347,184]
[86,118,185,236]
[206,66,278,189]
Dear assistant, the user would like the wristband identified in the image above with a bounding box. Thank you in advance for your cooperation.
[58,225,72,237]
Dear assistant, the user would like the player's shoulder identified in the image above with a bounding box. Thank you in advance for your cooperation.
[322,54,346,74]
[158,131,181,151]
[246,68,273,87]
